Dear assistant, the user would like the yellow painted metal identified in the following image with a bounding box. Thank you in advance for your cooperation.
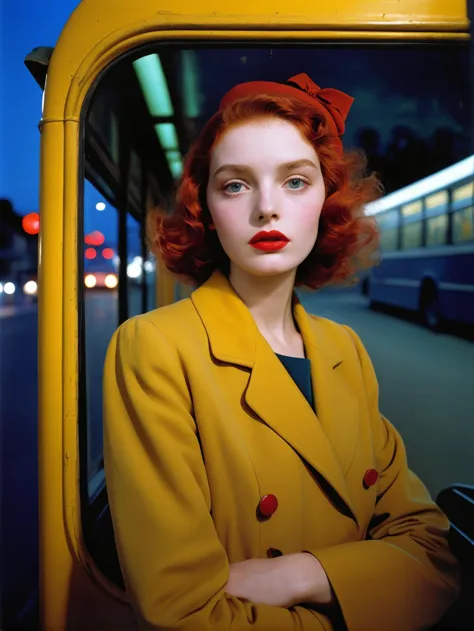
[38,0,469,629]
[38,121,72,630]
[62,120,81,561]
[62,121,133,606]
[38,120,145,631]
[42,0,469,122]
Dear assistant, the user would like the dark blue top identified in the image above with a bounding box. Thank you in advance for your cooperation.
[275,353,314,408]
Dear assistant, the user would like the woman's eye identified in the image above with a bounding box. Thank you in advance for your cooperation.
[285,178,306,190]
[224,182,245,194]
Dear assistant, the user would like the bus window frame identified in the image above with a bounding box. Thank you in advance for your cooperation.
[425,211,449,247]
[401,200,423,250]
[450,177,474,244]
[77,68,151,598]
[70,37,472,601]
[373,169,474,257]
[377,207,401,252]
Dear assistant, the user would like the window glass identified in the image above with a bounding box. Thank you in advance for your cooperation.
[83,180,119,492]
[377,209,399,251]
[127,214,144,318]
[426,213,448,247]
[452,206,474,244]
[400,201,422,249]
[146,252,157,311]
[402,221,422,249]
[380,229,399,252]
[402,200,422,218]
[452,181,474,210]
[79,39,473,579]
[425,190,448,217]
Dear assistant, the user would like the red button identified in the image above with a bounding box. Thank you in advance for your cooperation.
[364,469,379,488]
[258,494,278,518]
[267,548,283,558]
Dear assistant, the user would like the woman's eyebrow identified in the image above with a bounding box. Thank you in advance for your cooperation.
[212,159,318,178]
[279,159,318,172]
[212,164,250,178]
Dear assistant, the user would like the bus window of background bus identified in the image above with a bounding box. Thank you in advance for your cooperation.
[377,209,400,251]
[425,190,449,247]
[401,200,423,249]
[452,181,474,243]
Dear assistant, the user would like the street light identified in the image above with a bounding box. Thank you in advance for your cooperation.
[22,213,40,235]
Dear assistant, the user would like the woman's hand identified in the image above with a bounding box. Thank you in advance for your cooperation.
[225,552,335,609]
[225,555,300,608]
[297,553,335,607]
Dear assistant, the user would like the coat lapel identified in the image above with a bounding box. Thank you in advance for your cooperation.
[191,271,359,523]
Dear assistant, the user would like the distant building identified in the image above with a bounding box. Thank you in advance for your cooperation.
[0,199,38,291]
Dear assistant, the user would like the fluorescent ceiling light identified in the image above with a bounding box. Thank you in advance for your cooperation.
[168,157,183,180]
[155,123,179,150]
[133,54,174,117]
[165,150,181,162]
[181,51,200,118]
[366,154,474,216]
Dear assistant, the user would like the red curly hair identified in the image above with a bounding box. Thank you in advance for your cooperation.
[148,94,382,289]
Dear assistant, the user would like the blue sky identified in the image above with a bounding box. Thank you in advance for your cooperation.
[0,0,122,247]
[1,0,471,225]
[0,0,80,215]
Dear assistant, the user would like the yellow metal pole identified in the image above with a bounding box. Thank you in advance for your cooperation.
[38,121,73,631]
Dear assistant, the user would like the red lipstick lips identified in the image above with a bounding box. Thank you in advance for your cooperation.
[249,230,290,252]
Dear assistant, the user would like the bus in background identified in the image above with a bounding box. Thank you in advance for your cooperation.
[366,155,474,331]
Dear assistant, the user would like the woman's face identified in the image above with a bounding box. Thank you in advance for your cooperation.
[206,117,326,283]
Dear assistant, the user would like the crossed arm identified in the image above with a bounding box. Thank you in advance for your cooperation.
[104,317,459,631]
[226,552,335,609]
[227,324,461,630]
[227,325,461,630]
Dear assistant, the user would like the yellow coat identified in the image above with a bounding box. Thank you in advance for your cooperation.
[103,270,460,631]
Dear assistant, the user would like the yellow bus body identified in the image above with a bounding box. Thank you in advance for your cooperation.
[38,0,470,629]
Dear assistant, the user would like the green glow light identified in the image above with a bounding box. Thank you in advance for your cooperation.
[133,54,174,117]
[155,123,179,150]
[166,150,182,162]
[166,149,183,179]
[181,51,200,118]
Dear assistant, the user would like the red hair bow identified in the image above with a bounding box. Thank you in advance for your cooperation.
[287,73,354,137]
[219,73,354,153]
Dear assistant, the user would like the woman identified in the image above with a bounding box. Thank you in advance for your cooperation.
[103,73,460,631]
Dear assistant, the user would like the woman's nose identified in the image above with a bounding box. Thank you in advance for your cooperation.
[255,191,280,221]
[258,208,279,221]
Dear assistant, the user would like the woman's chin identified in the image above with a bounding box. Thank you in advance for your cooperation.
[232,261,300,280]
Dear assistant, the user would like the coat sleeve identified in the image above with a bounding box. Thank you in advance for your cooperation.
[103,316,334,631]
[303,325,461,631]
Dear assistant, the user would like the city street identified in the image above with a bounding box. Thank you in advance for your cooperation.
[1,288,473,622]
[0,308,38,615]
[298,288,474,498]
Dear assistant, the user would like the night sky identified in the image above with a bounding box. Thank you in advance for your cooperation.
[1,1,472,246]
[1,0,80,215]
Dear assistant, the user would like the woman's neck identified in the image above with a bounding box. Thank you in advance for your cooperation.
[228,266,300,347]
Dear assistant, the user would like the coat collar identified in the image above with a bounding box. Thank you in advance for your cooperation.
[191,270,359,524]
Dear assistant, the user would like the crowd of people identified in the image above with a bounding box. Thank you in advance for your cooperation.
[356,125,470,193]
